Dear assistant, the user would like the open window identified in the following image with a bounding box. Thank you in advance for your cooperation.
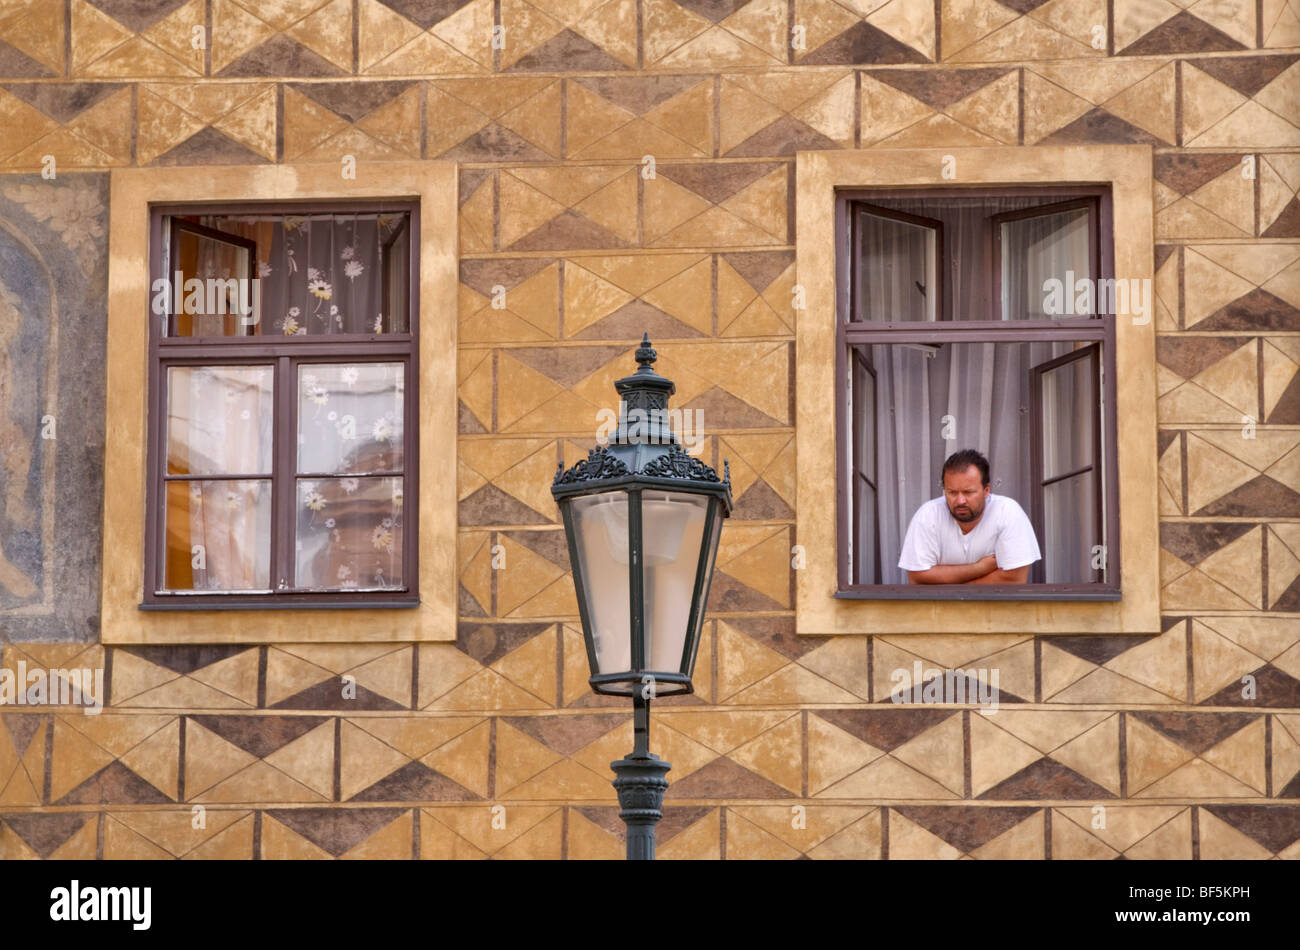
[168,219,258,337]
[836,187,1118,600]
[851,205,941,323]
[993,198,1098,321]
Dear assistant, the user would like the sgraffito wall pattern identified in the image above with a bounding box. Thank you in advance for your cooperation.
[0,0,1297,859]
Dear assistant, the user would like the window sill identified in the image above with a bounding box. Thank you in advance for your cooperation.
[139,597,420,611]
[835,585,1121,602]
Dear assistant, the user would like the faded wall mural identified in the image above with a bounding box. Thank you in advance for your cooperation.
[0,174,107,641]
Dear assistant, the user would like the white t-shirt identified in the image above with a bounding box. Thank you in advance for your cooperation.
[898,493,1041,573]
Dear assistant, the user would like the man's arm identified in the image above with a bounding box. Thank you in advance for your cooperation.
[908,555,998,584]
[968,564,1030,584]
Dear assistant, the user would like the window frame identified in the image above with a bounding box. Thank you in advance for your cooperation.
[143,201,420,609]
[834,184,1120,601]
[794,146,1161,636]
[101,163,458,644]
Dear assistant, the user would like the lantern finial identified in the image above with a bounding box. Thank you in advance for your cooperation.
[634,333,657,371]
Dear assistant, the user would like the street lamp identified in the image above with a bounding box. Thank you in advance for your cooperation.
[552,334,732,860]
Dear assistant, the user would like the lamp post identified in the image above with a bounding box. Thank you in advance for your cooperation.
[552,334,732,860]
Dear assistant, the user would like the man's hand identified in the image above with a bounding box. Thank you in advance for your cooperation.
[908,555,998,584]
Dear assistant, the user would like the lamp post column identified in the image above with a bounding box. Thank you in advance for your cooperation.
[610,690,671,860]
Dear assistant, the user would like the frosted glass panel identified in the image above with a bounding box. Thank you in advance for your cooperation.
[167,365,273,476]
[1001,207,1091,320]
[164,479,271,591]
[298,362,404,475]
[642,492,708,673]
[572,492,631,677]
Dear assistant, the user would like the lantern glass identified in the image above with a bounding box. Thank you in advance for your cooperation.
[571,491,632,676]
[642,490,709,673]
[686,501,724,679]
[570,488,712,683]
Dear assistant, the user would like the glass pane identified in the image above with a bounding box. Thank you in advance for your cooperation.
[167,366,273,475]
[855,210,936,322]
[855,478,877,585]
[1001,207,1091,320]
[298,362,404,474]
[853,350,875,472]
[642,491,709,674]
[168,225,256,337]
[164,479,270,590]
[1040,350,1095,480]
[1043,471,1097,584]
[164,211,411,337]
[686,505,722,680]
[571,492,631,678]
[296,477,404,590]
[382,219,410,334]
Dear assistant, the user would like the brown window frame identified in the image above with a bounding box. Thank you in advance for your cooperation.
[142,199,421,610]
[834,185,1120,601]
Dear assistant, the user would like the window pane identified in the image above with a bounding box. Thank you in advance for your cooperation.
[855,479,877,585]
[164,211,411,337]
[1001,207,1091,320]
[853,350,875,473]
[167,366,274,475]
[854,211,936,322]
[168,225,256,337]
[164,479,271,590]
[1043,471,1097,584]
[298,363,404,474]
[296,476,404,590]
[382,219,410,334]
[1040,351,1095,480]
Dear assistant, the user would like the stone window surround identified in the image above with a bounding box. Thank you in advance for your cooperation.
[101,163,458,644]
[794,145,1161,636]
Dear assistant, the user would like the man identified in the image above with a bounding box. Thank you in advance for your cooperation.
[899,449,1040,584]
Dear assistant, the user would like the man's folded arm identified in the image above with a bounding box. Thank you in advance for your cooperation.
[906,556,998,584]
[967,564,1030,584]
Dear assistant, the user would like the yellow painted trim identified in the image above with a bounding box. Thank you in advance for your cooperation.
[102,163,457,643]
[794,146,1160,635]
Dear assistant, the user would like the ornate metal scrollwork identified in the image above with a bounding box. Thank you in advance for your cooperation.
[553,444,631,485]
[638,444,721,482]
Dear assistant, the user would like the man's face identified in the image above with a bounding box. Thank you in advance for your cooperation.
[942,465,990,523]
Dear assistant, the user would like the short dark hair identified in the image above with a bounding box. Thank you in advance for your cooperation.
[942,449,990,487]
